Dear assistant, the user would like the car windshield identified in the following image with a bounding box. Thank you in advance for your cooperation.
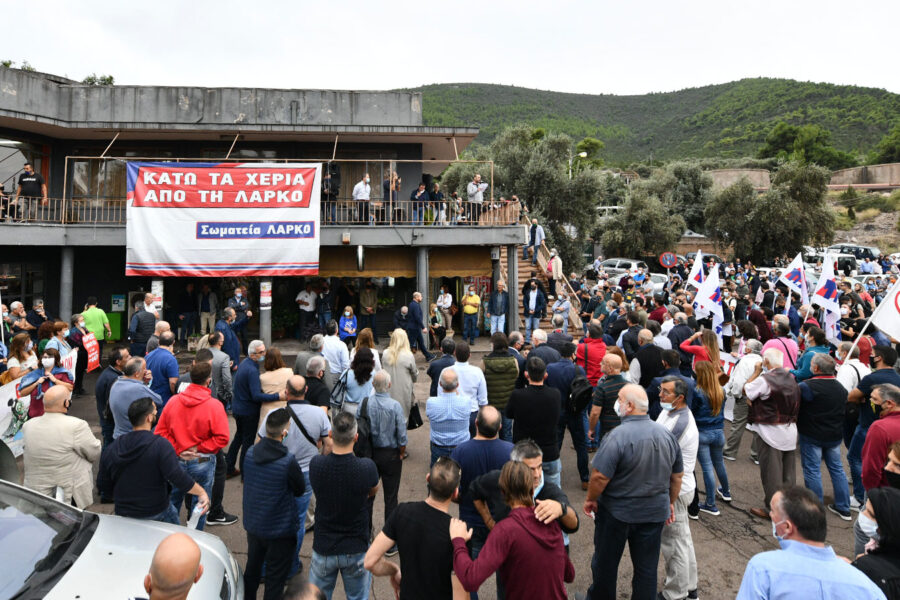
[0,483,85,598]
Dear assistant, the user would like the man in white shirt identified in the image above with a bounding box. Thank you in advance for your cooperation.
[352,173,371,225]
[295,282,318,341]
[743,348,801,520]
[321,320,350,375]
[724,339,764,462]
[142,292,160,320]
[440,341,486,437]
[835,341,871,393]
[657,376,699,600]
[436,285,453,334]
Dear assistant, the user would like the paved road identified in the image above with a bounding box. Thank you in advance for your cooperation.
[63,338,856,599]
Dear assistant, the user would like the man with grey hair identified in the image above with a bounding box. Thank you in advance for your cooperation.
[8,300,34,337]
[368,369,407,542]
[426,368,471,467]
[294,334,334,391]
[762,315,799,370]
[582,384,684,600]
[628,328,664,387]
[529,328,561,366]
[724,338,764,462]
[145,320,171,355]
[797,353,852,520]
[547,313,573,353]
[656,375,699,600]
[835,340,871,394]
[304,355,331,410]
[744,348,801,520]
[214,306,245,371]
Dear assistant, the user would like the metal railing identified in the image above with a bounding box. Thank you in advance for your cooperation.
[0,196,65,224]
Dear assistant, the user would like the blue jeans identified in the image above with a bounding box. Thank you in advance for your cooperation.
[463,313,478,343]
[542,458,562,489]
[170,456,216,530]
[697,428,730,507]
[309,550,370,600]
[558,411,589,482]
[524,315,541,344]
[141,502,180,525]
[291,471,313,576]
[318,311,332,329]
[359,313,378,341]
[430,443,455,468]
[500,414,514,443]
[589,504,664,600]
[799,434,851,512]
[848,424,869,504]
[490,314,506,335]
[522,244,529,260]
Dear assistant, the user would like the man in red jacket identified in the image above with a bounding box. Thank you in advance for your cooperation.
[861,383,900,491]
[155,361,230,530]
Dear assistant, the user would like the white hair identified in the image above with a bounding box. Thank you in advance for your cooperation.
[621,384,649,412]
[9,301,22,311]
[762,348,784,369]
[532,329,548,343]
[373,370,391,393]
[248,339,266,355]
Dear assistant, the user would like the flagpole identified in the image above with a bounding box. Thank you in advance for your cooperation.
[838,277,900,364]
[0,288,4,347]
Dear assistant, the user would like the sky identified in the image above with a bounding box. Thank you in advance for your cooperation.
[6,0,900,95]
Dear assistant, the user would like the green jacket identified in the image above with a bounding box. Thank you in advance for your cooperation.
[482,351,519,410]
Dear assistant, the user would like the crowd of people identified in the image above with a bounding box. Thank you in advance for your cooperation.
[4,246,900,599]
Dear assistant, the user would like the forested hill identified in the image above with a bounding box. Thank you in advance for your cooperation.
[406,78,900,164]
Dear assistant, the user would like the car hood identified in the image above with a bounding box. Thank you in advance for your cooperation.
[45,513,242,600]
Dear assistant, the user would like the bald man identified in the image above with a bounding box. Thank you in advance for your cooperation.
[143,533,203,600]
[22,385,100,507]
[588,354,627,444]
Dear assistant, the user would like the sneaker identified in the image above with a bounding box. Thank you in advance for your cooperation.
[850,497,862,512]
[385,545,399,557]
[751,457,760,465]
[688,590,699,599]
[206,511,238,526]
[698,503,720,516]
[723,455,736,461]
[827,504,853,521]
[688,509,699,521]
[716,487,732,503]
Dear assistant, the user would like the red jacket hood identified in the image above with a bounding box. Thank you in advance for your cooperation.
[177,383,214,407]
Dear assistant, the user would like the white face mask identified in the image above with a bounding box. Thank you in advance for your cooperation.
[614,400,626,418]
[858,513,879,539]
[41,358,55,369]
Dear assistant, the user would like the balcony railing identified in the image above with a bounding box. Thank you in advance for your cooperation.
[0,197,525,227]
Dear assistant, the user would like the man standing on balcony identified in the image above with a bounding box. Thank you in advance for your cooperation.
[13,162,47,221]
[466,173,487,221]
[523,219,545,265]
[352,172,371,225]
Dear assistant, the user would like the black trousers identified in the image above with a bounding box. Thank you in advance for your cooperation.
[244,533,295,600]
[211,449,226,517]
[225,414,258,474]
[372,447,403,526]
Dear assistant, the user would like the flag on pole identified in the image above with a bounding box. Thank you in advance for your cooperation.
[695,264,724,341]
[686,250,704,290]
[812,252,842,345]
[870,278,900,341]
[778,252,811,310]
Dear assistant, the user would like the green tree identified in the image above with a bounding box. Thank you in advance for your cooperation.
[440,124,602,271]
[82,73,115,86]
[758,121,856,169]
[575,137,605,170]
[601,187,685,257]
[703,162,833,262]
[642,162,714,232]
[870,123,900,164]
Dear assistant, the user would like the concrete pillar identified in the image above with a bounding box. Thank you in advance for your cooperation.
[259,278,272,347]
[416,246,429,312]
[506,244,519,333]
[59,247,74,322]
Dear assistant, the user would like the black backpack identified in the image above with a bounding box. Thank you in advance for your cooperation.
[568,374,594,415]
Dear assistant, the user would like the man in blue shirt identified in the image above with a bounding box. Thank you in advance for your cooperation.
[485,281,509,335]
[144,332,180,407]
[108,356,161,438]
[736,486,885,600]
[215,307,246,371]
[225,340,284,478]
[425,368,471,467]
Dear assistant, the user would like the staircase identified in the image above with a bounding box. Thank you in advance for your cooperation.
[499,241,583,339]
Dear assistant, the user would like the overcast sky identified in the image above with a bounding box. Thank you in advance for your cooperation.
[8,0,899,95]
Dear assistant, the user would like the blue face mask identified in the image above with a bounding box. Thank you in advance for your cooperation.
[660,402,674,411]
[772,518,787,541]
[344,311,351,317]
[256,355,265,363]
[235,293,242,298]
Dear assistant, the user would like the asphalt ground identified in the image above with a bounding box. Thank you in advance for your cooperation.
[50,336,857,599]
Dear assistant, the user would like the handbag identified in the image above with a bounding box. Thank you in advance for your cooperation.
[450,304,459,316]
[407,402,424,430]
[329,369,350,410]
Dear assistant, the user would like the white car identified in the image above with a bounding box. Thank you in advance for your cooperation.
[0,479,243,600]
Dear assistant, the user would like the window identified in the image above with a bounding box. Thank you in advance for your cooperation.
[0,263,45,311]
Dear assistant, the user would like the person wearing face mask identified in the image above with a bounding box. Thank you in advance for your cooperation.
[656,376,700,600]
[581,384,684,600]
[98,396,209,524]
[461,285,481,346]
[339,305,358,349]
[19,347,74,418]
[737,486,886,600]
[861,384,900,493]
[547,249,564,299]
[44,320,72,358]
[852,486,900,599]
[352,172,372,225]
[23,385,100,508]
[522,279,546,346]
[227,287,251,352]
[848,347,900,510]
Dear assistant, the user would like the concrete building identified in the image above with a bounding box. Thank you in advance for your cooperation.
[0,68,524,343]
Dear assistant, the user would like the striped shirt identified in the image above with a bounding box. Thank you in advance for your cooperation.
[592,374,628,437]
[425,392,471,447]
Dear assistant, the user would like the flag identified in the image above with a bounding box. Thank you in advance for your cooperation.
[695,263,724,341]
[778,252,810,310]
[870,278,900,341]
[811,252,841,314]
[686,250,704,290]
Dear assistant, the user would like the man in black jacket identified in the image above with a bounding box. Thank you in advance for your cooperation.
[547,314,574,353]
[94,345,130,448]
[620,311,643,362]
[406,291,434,361]
[97,397,208,523]
[427,338,457,397]
[243,408,306,600]
[304,355,332,410]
